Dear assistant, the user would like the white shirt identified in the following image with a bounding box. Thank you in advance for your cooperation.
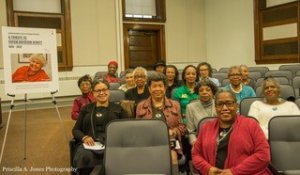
[248,100,300,139]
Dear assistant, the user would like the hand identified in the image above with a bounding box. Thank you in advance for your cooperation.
[169,129,176,138]
[208,167,222,175]
[83,136,95,146]
[219,169,233,175]
[192,140,196,150]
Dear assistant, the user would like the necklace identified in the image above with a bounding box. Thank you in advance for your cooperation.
[230,84,242,94]
[95,112,102,117]
[217,125,233,144]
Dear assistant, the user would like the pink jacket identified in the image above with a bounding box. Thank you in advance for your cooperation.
[136,97,186,138]
[71,92,95,120]
[192,115,271,175]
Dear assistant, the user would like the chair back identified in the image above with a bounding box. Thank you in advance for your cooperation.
[265,70,293,82]
[218,67,229,73]
[295,97,300,109]
[256,77,290,87]
[292,76,300,98]
[109,90,125,103]
[239,97,264,116]
[248,71,262,81]
[256,85,295,100]
[279,64,300,77]
[212,72,227,83]
[104,119,172,175]
[94,71,107,81]
[268,115,300,171]
[248,67,269,76]
[109,82,121,90]
[212,68,218,73]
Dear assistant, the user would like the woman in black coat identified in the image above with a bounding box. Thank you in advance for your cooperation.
[72,79,127,174]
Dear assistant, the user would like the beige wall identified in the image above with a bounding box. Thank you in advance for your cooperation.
[71,0,118,66]
[205,0,256,69]
[166,0,206,68]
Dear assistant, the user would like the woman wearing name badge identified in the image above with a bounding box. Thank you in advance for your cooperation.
[12,54,50,82]
[136,73,185,166]
[248,77,300,139]
[72,79,127,175]
[192,89,271,175]
[172,65,199,123]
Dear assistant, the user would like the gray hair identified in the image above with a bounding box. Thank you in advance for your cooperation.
[147,72,167,87]
[133,67,148,78]
[262,77,280,96]
[29,54,47,67]
[227,65,242,77]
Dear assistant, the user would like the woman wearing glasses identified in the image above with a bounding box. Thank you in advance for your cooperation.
[248,77,300,139]
[192,89,271,175]
[72,79,127,175]
[125,67,150,105]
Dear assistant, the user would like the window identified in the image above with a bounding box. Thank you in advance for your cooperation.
[6,0,73,71]
[122,0,166,22]
[254,0,299,64]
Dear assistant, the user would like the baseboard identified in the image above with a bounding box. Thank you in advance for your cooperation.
[1,96,75,112]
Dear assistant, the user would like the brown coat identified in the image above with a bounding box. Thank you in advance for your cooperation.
[136,97,186,139]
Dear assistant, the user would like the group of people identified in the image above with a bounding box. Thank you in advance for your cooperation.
[70,60,300,175]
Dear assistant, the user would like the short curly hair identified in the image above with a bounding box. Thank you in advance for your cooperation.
[195,79,218,95]
[77,74,93,87]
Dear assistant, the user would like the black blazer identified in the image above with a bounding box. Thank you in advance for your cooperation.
[72,102,127,143]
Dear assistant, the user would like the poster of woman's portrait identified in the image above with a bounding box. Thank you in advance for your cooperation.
[11,53,52,83]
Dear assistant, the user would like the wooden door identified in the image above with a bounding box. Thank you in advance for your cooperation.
[123,24,165,70]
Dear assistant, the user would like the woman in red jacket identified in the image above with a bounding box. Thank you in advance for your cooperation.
[192,89,271,175]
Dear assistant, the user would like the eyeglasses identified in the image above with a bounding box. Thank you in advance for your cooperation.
[215,101,236,109]
[93,88,108,93]
[229,74,241,77]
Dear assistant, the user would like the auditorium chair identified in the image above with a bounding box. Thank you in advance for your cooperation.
[256,77,290,87]
[295,97,300,110]
[104,119,172,175]
[109,90,125,103]
[268,115,300,175]
[248,71,262,81]
[239,97,264,116]
[248,66,269,77]
[279,64,300,77]
[265,70,293,83]
[108,82,120,90]
[292,77,300,98]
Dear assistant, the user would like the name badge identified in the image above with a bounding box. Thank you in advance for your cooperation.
[181,94,188,98]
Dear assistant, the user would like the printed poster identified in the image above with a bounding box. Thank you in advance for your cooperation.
[2,26,59,94]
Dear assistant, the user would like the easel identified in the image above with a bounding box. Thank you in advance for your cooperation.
[0,91,68,165]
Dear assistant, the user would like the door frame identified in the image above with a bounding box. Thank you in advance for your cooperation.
[123,23,166,69]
